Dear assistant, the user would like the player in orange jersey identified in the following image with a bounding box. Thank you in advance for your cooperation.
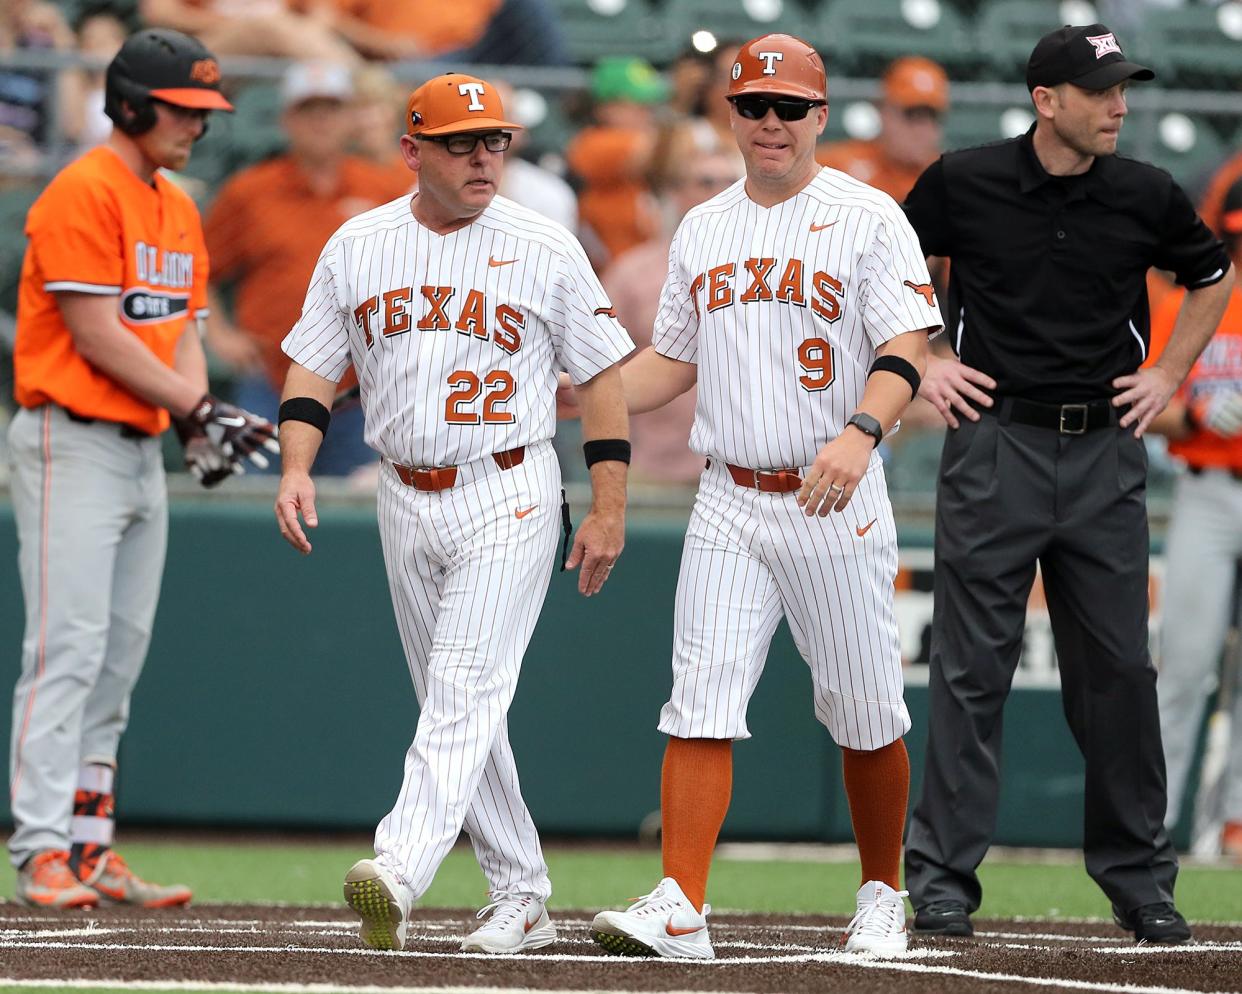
[1148,176,1242,860]
[7,28,276,909]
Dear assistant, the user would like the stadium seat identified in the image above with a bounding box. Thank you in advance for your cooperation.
[1120,112,1230,197]
[0,185,39,317]
[546,0,679,66]
[662,0,810,51]
[974,0,1105,83]
[1135,4,1242,89]
[519,90,580,159]
[816,0,977,77]
[942,103,1032,153]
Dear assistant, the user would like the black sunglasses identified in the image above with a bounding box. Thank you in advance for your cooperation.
[729,96,823,121]
[416,132,512,155]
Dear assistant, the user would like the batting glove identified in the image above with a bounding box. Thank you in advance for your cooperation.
[1196,392,1242,438]
[171,416,233,488]
[187,394,281,470]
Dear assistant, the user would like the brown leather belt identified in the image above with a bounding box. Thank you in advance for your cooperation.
[392,446,526,491]
[724,462,803,494]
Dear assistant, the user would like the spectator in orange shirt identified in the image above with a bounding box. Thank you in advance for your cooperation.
[601,149,741,485]
[817,56,949,204]
[330,0,565,66]
[567,56,667,270]
[1148,176,1242,859]
[139,0,359,64]
[204,61,411,475]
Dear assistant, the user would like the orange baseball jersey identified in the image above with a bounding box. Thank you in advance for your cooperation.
[1147,281,1242,471]
[14,146,209,435]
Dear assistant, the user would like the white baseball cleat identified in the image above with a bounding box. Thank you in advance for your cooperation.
[461,895,557,953]
[591,877,715,959]
[843,880,909,957]
[343,858,413,951]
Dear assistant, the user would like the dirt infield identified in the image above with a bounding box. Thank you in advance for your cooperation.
[0,903,1239,994]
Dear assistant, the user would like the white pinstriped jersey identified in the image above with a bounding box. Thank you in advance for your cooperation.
[653,169,942,470]
[283,193,634,467]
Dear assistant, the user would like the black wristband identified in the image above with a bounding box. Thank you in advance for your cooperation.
[278,397,331,436]
[869,355,921,399]
[584,438,631,467]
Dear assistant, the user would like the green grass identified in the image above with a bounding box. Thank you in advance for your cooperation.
[3,839,1240,922]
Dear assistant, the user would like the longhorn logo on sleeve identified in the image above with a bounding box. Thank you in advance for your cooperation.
[903,280,936,306]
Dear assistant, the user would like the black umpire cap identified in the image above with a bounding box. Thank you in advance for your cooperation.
[1025,23,1154,92]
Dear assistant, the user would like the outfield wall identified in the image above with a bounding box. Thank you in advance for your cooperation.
[0,498,1177,848]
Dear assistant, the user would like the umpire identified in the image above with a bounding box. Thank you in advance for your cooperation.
[902,23,1234,943]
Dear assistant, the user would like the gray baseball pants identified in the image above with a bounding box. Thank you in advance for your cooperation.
[6,405,166,867]
[1158,467,1242,826]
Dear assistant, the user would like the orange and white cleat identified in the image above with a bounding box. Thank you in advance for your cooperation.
[16,850,100,909]
[75,849,192,907]
[1222,820,1242,860]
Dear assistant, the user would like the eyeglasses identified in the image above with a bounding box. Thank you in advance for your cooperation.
[899,106,943,124]
[416,132,512,155]
[729,96,823,121]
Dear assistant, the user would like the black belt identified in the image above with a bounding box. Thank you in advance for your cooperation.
[987,396,1123,435]
[62,407,150,440]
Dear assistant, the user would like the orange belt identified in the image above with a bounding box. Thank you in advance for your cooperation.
[724,462,803,494]
[392,446,526,492]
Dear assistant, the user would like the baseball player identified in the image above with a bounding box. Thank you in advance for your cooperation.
[1149,175,1242,856]
[585,35,940,958]
[8,28,277,909]
[274,73,633,953]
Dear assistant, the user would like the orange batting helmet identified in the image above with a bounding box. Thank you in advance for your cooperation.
[727,34,827,103]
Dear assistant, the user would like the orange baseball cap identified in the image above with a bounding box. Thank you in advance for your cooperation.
[406,73,522,136]
[727,34,827,103]
[882,57,949,111]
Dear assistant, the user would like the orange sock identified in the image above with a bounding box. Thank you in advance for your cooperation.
[661,736,732,911]
[841,738,910,889]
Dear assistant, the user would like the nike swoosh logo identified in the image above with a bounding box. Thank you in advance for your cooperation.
[856,518,878,537]
[666,919,704,937]
[524,915,538,933]
[594,306,617,318]
[515,505,538,519]
[489,256,518,267]
[216,415,247,427]
[809,221,837,232]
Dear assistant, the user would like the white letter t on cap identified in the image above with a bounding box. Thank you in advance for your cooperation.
[758,51,784,75]
[458,82,487,111]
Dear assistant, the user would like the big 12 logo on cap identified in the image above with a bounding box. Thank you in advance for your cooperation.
[1086,32,1122,59]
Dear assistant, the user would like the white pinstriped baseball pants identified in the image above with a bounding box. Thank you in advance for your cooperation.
[373,440,560,902]
[658,456,910,751]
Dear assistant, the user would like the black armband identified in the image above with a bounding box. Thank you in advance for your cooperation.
[584,438,631,467]
[869,355,921,399]
[278,397,331,436]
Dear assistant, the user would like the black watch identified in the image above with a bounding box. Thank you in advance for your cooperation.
[845,412,883,447]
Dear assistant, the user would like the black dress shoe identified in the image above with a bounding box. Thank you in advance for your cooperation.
[1112,903,1192,944]
[913,900,974,937]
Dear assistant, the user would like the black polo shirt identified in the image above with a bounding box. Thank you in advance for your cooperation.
[903,126,1229,402]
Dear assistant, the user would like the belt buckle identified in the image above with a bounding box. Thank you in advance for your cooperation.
[751,469,765,489]
[1059,403,1088,435]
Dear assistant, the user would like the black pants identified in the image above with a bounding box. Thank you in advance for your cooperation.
[905,414,1178,915]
